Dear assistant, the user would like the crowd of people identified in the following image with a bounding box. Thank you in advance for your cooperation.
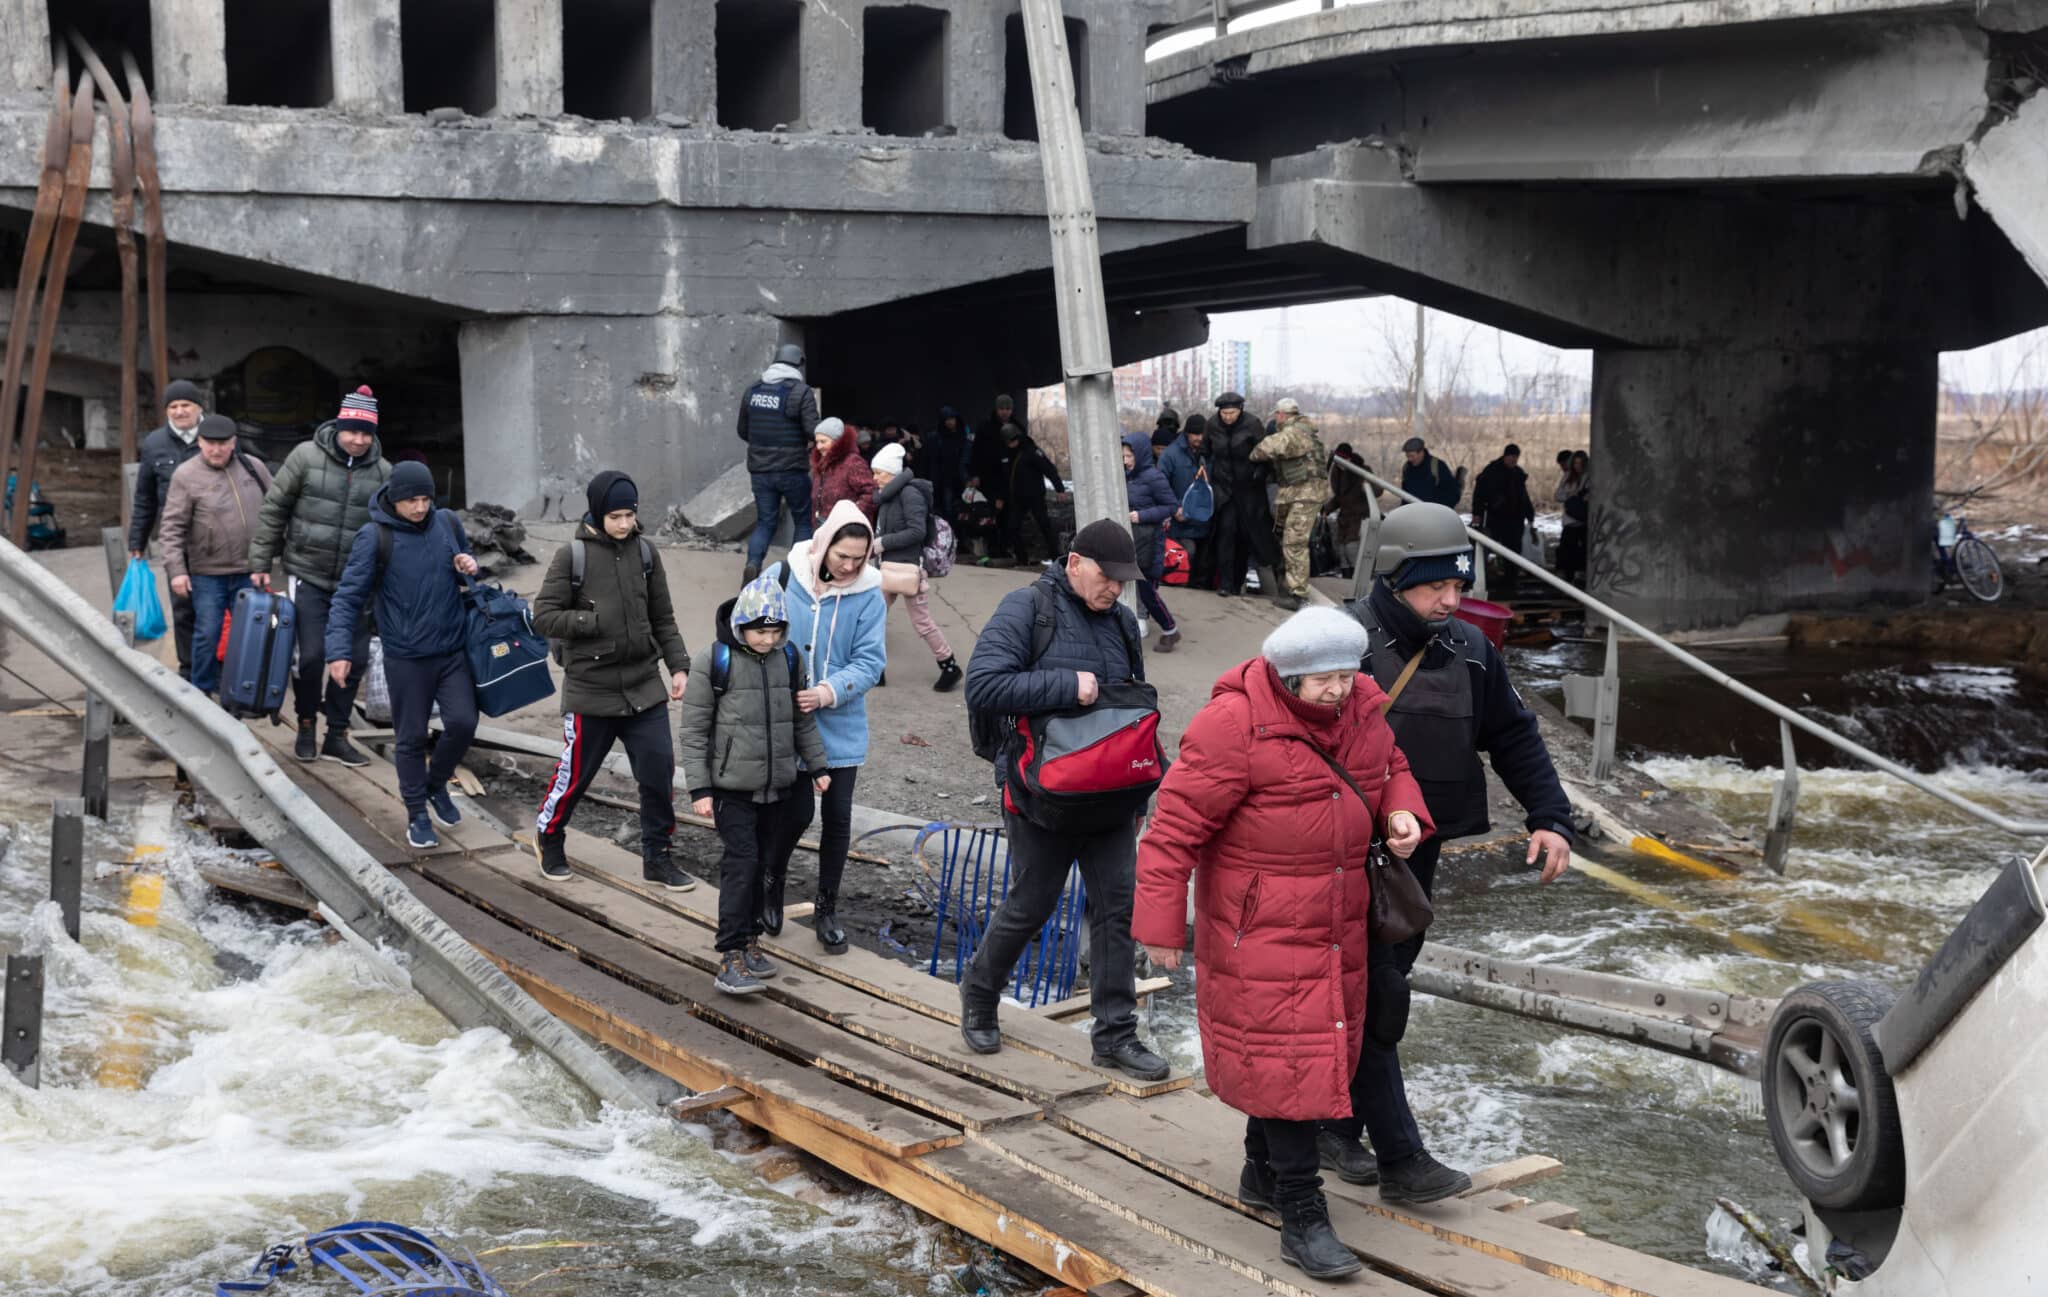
[124,350,1583,1282]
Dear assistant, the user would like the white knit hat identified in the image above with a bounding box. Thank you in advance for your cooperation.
[1261,606,1367,678]
[871,442,906,476]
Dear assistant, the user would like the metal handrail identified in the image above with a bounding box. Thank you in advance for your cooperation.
[1331,455,2048,839]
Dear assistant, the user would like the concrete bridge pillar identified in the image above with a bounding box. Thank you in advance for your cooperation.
[802,1,862,130]
[1588,346,1936,631]
[0,0,50,99]
[330,0,403,115]
[496,0,564,117]
[651,0,716,124]
[151,0,229,105]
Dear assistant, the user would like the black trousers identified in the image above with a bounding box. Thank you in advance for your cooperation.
[535,706,677,860]
[1245,1116,1323,1196]
[763,764,859,917]
[1000,496,1058,563]
[714,791,814,952]
[1482,521,1524,598]
[1324,836,1441,1168]
[963,810,1138,1053]
[170,586,196,679]
[383,650,478,815]
[1214,494,1280,594]
[291,581,367,727]
[1185,533,1218,590]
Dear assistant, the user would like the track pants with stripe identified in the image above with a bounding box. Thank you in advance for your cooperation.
[535,706,677,861]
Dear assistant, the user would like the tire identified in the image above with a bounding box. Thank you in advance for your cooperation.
[1762,980,1906,1212]
[1955,537,2003,603]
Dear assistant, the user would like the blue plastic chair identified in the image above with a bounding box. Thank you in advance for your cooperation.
[215,1221,506,1296]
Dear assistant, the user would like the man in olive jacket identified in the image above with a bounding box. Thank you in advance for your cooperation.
[530,470,695,890]
[248,387,392,765]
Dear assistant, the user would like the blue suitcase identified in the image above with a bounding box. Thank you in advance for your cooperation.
[219,587,297,718]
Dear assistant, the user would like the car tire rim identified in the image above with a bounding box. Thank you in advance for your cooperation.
[1774,1015,1862,1179]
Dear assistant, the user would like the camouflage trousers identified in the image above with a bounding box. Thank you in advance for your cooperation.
[1276,501,1317,597]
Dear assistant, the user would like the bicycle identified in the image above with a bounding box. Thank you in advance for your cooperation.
[1932,513,2004,602]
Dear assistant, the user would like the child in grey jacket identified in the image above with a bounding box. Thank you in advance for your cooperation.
[679,572,830,994]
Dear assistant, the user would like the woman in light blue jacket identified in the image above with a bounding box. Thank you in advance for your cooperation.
[768,497,887,955]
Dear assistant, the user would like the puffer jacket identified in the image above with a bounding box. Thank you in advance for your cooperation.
[157,451,274,581]
[1158,420,1209,542]
[127,421,200,552]
[811,422,876,523]
[874,470,933,567]
[1122,432,1178,582]
[325,486,473,662]
[965,563,1143,729]
[678,599,827,802]
[775,498,888,769]
[531,519,693,717]
[1133,657,1432,1121]
[247,421,391,591]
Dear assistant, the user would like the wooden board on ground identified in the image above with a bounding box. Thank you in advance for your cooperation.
[1463,1154,1565,1197]
[196,857,317,912]
[417,856,1046,1133]
[1036,976,1171,1021]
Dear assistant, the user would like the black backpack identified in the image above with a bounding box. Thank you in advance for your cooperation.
[967,582,1144,762]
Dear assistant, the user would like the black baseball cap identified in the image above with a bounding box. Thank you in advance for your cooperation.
[1070,519,1143,583]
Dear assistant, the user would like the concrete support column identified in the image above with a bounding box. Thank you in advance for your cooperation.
[331,0,403,115]
[151,0,229,105]
[948,7,1003,135]
[0,0,51,98]
[650,0,715,123]
[458,313,782,519]
[1084,5,1145,137]
[495,0,563,117]
[1588,346,1936,631]
[801,0,862,130]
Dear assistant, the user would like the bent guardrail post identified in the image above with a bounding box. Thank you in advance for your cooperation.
[0,538,647,1110]
[1763,720,1800,875]
[2,954,42,1088]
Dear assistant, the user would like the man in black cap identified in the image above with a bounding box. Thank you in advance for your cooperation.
[960,519,1170,1082]
[127,379,209,679]
[1400,436,1461,509]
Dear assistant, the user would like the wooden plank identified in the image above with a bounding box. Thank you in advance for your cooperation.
[979,1122,1433,1296]
[276,753,415,867]
[1514,1203,1584,1231]
[1461,1154,1565,1198]
[667,1085,747,1119]
[1462,1189,1531,1212]
[1036,975,1171,1021]
[1051,1091,1605,1297]
[337,747,503,854]
[196,857,317,912]
[417,856,1045,1133]
[411,877,958,1159]
[551,823,1189,1097]
[462,845,1113,1106]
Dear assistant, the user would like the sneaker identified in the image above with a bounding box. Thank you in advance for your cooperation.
[536,832,571,880]
[406,812,440,849]
[643,855,698,892]
[1156,630,1181,654]
[960,986,1001,1055]
[933,658,963,692]
[292,720,318,763]
[1377,1150,1472,1205]
[426,783,462,827]
[715,950,763,995]
[320,728,370,768]
[1091,1038,1171,1083]
[1316,1130,1380,1186]
[743,940,778,980]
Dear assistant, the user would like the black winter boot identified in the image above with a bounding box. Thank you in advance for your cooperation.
[1276,1187,1362,1279]
[933,657,963,692]
[1237,1158,1275,1211]
[813,891,848,955]
[1377,1150,1471,1205]
[293,719,318,763]
[759,871,785,936]
[1316,1130,1380,1186]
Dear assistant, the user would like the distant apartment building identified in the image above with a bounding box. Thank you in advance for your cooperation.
[1113,338,1253,413]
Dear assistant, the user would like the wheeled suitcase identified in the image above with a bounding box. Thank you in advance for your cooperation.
[219,587,296,718]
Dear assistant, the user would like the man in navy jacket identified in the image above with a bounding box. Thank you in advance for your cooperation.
[326,460,481,849]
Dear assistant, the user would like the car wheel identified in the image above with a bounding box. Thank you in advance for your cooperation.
[1762,980,1906,1211]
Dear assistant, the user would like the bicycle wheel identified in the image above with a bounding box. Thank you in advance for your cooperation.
[1955,536,2004,602]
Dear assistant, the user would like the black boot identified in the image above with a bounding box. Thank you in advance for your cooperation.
[1316,1130,1380,1186]
[933,657,962,692]
[1377,1150,1471,1205]
[813,891,848,955]
[1237,1158,1276,1211]
[293,719,318,763]
[535,832,570,880]
[959,983,1001,1055]
[1276,1186,1362,1280]
[759,871,785,936]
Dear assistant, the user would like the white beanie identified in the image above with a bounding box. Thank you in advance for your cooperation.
[1261,606,1367,678]
[871,442,906,476]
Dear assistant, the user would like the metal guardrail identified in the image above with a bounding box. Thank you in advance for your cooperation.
[1332,456,2048,858]
[1152,0,1338,47]
[0,537,648,1110]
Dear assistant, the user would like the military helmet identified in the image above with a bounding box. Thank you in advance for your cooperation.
[773,342,806,370]
[1373,502,1471,576]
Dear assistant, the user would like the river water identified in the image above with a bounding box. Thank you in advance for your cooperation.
[4,642,2044,1293]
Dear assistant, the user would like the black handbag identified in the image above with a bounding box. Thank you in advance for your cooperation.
[1299,742,1434,946]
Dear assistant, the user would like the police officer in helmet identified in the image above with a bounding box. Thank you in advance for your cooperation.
[1320,502,1575,1203]
[737,342,822,583]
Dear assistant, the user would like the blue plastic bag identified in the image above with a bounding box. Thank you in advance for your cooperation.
[1179,467,1215,525]
[113,558,168,642]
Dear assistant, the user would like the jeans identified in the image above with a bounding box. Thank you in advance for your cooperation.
[747,471,814,567]
[535,706,677,860]
[963,810,1138,1052]
[187,573,251,695]
[291,581,367,727]
[383,650,479,815]
[713,791,814,952]
[1324,835,1441,1167]
[1245,1116,1323,1196]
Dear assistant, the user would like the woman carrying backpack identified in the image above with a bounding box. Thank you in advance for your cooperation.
[766,499,888,954]
[870,443,962,692]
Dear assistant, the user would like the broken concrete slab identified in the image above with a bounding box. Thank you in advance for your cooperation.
[682,460,758,541]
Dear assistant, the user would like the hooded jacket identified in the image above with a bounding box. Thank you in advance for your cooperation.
[773,499,888,770]
[1471,456,1534,538]
[678,599,828,802]
[923,409,968,490]
[1122,432,1178,581]
[158,449,274,581]
[737,362,820,475]
[1133,658,1432,1120]
[127,420,202,553]
[531,500,692,718]
[873,469,934,568]
[811,420,876,524]
[1002,429,1065,506]
[248,421,392,591]
[325,486,474,662]
[1158,418,1210,542]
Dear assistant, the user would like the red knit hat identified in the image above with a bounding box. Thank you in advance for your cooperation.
[335,385,379,433]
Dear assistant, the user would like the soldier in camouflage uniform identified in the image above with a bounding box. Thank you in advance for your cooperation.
[1250,398,1328,612]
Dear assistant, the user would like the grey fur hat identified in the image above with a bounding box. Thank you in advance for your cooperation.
[1261,606,1367,679]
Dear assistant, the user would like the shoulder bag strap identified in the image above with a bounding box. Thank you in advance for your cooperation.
[1379,648,1427,715]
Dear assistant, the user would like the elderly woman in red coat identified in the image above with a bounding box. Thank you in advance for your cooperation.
[1134,605,1430,1280]
[811,417,876,524]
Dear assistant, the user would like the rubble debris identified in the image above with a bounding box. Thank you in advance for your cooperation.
[460,502,536,565]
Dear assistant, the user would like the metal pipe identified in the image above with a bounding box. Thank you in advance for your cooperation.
[1330,455,2048,838]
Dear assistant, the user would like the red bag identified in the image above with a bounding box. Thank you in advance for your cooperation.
[1162,538,1190,586]
[1004,681,1169,834]
[216,610,232,662]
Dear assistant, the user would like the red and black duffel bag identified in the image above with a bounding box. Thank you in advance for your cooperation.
[1005,679,1168,834]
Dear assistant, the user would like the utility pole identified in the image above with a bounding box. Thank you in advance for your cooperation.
[1410,301,1427,442]
[1017,0,1131,593]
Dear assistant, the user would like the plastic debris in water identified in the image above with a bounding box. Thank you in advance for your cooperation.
[215,1221,507,1296]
